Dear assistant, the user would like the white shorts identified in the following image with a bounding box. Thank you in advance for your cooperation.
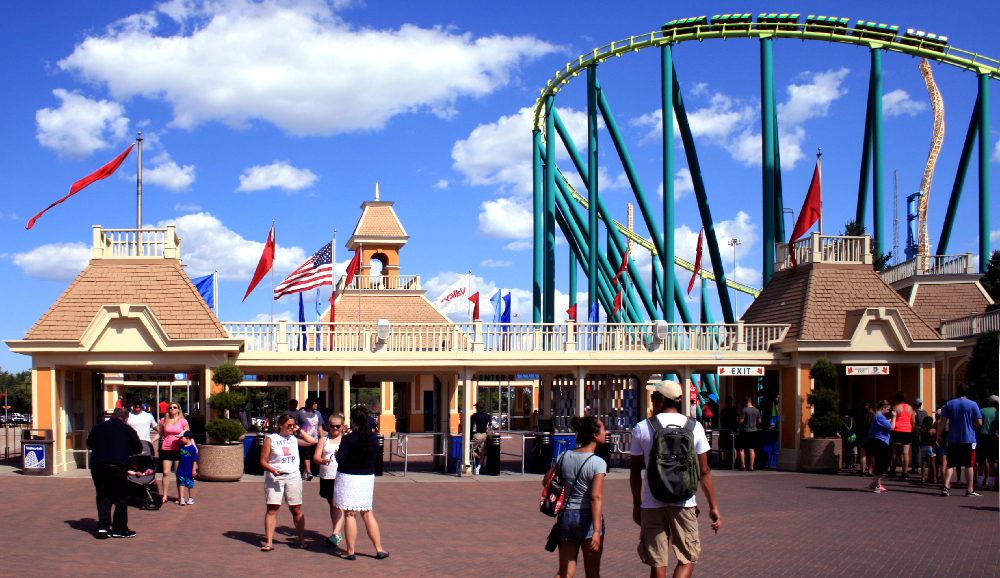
[264,476,303,506]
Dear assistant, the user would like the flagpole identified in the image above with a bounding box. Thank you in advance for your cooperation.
[358,242,363,326]
[817,148,824,235]
[332,229,337,322]
[271,220,275,323]
[214,268,219,318]
[468,270,473,322]
[136,132,143,228]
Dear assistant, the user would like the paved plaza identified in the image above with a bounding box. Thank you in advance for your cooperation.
[1,463,996,577]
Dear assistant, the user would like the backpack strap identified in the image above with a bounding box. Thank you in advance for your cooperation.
[565,454,596,503]
[683,417,697,433]
[647,416,662,434]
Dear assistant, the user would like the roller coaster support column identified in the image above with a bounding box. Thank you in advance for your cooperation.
[978,72,991,273]
[587,65,600,314]
[760,36,776,285]
[772,86,786,244]
[871,47,885,255]
[555,209,617,318]
[596,86,662,320]
[533,129,542,323]
[672,65,736,323]
[937,96,979,255]
[569,250,577,315]
[856,64,875,226]
[544,95,557,324]
[661,43,675,322]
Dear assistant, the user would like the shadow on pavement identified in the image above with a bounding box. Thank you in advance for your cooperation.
[64,518,97,534]
[959,505,999,512]
[223,527,331,551]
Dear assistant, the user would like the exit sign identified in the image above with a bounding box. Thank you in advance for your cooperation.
[846,366,890,375]
[716,366,765,376]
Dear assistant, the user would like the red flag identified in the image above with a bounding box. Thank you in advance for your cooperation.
[344,250,362,287]
[242,225,275,302]
[26,144,135,229]
[687,228,703,294]
[566,303,577,322]
[612,289,622,316]
[469,292,480,320]
[789,160,823,247]
[612,250,628,285]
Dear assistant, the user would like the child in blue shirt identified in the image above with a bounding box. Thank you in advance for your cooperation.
[176,431,198,506]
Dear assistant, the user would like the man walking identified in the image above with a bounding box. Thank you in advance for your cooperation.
[975,395,998,491]
[127,397,158,447]
[630,380,721,578]
[889,392,915,479]
[736,397,761,472]
[470,402,490,474]
[937,383,983,497]
[86,408,142,539]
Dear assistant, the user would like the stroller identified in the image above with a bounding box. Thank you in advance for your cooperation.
[127,441,162,510]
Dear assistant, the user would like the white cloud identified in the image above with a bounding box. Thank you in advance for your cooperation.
[882,89,927,117]
[58,0,557,136]
[477,196,533,239]
[657,168,695,201]
[12,242,90,282]
[433,179,449,189]
[35,89,129,157]
[690,82,709,96]
[424,272,549,322]
[236,161,318,193]
[144,152,195,191]
[480,259,512,267]
[504,239,532,251]
[174,203,202,212]
[993,138,1000,163]
[991,230,1000,246]
[154,212,308,280]
[252,311,294,323]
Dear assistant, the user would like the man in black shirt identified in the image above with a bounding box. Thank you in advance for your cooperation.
[86,407,142,539]
[470,403,491,474]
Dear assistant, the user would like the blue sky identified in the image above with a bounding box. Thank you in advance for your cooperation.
[2,0,999,371]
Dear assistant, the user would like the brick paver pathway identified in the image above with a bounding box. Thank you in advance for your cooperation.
[1,469,996,577]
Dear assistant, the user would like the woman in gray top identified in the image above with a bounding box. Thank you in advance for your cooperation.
[542,415,608,578]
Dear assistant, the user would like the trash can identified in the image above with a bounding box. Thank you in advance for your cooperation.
[483,432,501,476]
[448,435,463,474]
[375,434,385,476]
[244,434,264,475]
[21,429,54,476]
[532,432,552,474]
[552,433,575,465]
[523,434,536,473]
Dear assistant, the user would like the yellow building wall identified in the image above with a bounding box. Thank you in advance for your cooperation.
[780,367,797,450]
[799,365,811,439]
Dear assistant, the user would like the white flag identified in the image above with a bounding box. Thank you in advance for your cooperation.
[434,273,471,314]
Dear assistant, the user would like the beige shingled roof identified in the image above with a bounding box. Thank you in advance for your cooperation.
[25,261,227,341]
[908,283,991,330]
[322,292,450,324]
[353,204,407,237]
[742,263,941,342]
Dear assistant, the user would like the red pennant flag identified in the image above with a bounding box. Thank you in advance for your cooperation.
[687,228,703,294]
[612,289,622,316]
[242,225,275,302]
[789,159,823,266]
[26,144,135,229]
[469,292,480,320]
[612,250,629,285]
[344,250,362,287]
[566,303,577,322]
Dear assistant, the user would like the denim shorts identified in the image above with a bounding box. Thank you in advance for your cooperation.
[557,509,605,542]
[177,475,195,488]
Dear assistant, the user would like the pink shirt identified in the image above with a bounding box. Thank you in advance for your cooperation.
[160,417,189,451]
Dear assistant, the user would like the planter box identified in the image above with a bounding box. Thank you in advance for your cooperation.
[800,438,842,473]
[197,443,244,482]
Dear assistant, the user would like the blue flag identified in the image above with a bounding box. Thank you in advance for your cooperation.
[490,290,502,323]
[315,288,322,321]
[298,293,306,351]
[500,292,511,323]
[588,302,599,323]
[190,273,214,310]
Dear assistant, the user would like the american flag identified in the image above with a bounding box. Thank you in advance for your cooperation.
[274,241,333,299]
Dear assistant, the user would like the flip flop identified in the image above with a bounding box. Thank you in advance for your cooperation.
[376,552,390,559]
[299,544,310,550]
[261,546,274,552]
[339,553,356,560]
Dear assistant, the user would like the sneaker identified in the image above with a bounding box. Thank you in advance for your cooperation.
[940,487,950,497]
[96,530,109,540]
[873,485,887,493]
[474,465,481,475]
[332,533,342,546]
[186,498,194,505]
[966,490,982,497]
[901,473,908,481]
[868,481,878,490]
[111,529,137,538]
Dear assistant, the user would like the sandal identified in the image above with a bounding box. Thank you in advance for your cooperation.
[339,553,356,561]
[299,543,310,550]
[376,552,390,559]
[261,546,274,552]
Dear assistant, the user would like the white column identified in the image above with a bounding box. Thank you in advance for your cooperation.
[576,367,587,417]
[460,367,473,476]
[341,368,353,415]
[680,366,692,417]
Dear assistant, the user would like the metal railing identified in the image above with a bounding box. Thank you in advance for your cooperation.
[776,234,871,271]
[92,226,180,259]
[339,274,421,291]
[879,253,975,284]
[387,432,446,477]
[224,321,790,353]
[940,309,1000,339]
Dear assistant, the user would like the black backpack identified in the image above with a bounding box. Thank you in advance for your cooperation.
[646,416,700,503]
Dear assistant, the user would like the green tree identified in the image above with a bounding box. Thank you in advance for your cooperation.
[807,359,842,438]
[964,332,998,406]
[0,370,31,411]
[980,251,1000,302]
[841,219,892,271]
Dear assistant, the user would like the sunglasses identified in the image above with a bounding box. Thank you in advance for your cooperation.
[329,424,343,429]
[170,405,180,409]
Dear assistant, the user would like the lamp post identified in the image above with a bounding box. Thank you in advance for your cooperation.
[727,238,742,315]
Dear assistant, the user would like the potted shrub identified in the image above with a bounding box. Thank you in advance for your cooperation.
[801,359,843,472]
[198,363,248,482]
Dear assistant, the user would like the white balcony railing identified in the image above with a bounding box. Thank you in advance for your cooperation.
[879,253,975,285]
[338,274,421,291]
[940,309,1000,339]
[776,233,871,271]
[91,226,180,259]
[223,321,790,354]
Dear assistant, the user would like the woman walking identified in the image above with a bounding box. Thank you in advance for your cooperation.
[157,402,189,504]
[334,407,388,560]
[314,413,346,548]
[866,400,895,493]
[543,416,608,578]
[259,413,316,551]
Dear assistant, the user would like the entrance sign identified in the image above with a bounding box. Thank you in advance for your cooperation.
[846,366,890,375]
[716,366,765,376]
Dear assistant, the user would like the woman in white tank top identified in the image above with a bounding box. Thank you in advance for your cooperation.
[313,413,345,547]
[259,413,315,551]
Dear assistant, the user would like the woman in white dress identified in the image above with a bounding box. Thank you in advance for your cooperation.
[334,407,388,560]
[259,413,316,551]
[313,413,345,548]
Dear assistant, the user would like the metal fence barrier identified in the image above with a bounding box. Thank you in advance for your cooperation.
[2,426,26,461]
[494,431,533,476]
[708,429,736,469]
[387,432,446,477]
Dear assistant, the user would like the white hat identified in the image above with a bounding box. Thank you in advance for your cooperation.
[646,379,683,401]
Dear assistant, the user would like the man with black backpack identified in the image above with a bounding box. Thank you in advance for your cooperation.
[630,380,721,578]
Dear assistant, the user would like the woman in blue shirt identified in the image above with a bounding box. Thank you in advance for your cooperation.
[866,400,896,493]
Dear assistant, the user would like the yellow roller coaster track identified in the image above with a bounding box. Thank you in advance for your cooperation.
[916,59,944,264]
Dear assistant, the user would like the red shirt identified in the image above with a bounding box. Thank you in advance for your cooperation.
[159,401,168,414]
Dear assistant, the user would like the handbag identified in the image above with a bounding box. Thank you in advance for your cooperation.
[540,452,594,518]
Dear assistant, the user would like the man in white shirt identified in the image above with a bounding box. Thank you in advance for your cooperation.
[630,380,721,578]
[126,397,158,446]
